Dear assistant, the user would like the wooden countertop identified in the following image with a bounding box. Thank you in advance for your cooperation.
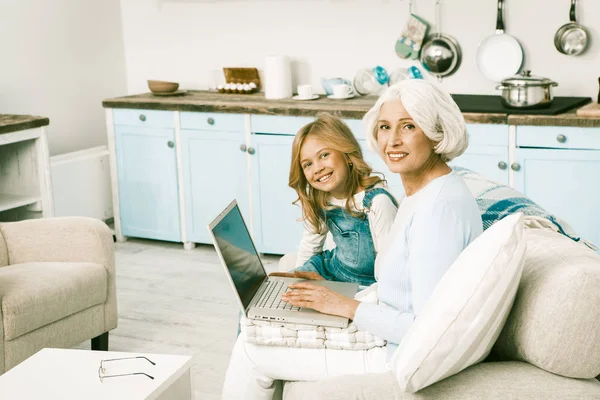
[102,91,507,125]
[103,91,600,127]
[508,111,600,128]
[0,114,50,135]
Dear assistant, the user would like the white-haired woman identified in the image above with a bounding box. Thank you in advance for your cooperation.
[221,80,483,399]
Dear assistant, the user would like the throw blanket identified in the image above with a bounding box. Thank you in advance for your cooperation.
[454,167,598,251]
[241,285,387,350]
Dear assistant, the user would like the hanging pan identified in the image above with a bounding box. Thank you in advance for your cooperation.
[476,0,523,82]
[554,0,589,56]
[419,0,462,81]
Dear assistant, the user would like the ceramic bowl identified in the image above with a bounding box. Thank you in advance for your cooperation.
[148,80,179,94]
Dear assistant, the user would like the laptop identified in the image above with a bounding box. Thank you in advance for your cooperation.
[208,200,359,328]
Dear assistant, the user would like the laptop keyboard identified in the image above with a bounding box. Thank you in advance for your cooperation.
[255,280,301,311]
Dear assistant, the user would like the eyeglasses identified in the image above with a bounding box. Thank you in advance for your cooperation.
[98,356,156,383]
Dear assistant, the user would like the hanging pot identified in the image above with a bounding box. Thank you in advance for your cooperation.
[496,70,558,109]
[419,0,461,81]
[554,0,589,56]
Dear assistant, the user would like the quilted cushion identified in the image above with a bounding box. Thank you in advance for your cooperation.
[0,262,107,340]
[391,213,526,392]
[493,228,600,378]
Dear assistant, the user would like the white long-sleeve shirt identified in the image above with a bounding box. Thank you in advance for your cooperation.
[353,172,483,359]
[295,186,398,279]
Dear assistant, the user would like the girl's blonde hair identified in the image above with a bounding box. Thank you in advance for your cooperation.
[289,113,384,234]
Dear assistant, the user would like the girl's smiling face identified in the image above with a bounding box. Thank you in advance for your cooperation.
[376,99,438,176]
[300,135,349,199]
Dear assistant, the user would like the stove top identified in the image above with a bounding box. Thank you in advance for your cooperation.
[451,94,591,115]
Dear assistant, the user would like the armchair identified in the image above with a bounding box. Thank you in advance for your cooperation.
[0,217,117,374]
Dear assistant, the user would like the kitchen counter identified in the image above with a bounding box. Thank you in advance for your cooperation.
[508,111,600,128]
[102,91,507,124]
[0,114,50,135]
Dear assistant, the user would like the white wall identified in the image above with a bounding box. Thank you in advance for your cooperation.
[119,0,600,99]
[0,0,128,156]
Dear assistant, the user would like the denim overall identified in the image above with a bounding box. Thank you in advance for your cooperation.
[295,188,397,286]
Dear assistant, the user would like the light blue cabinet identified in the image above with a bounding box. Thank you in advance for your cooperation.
[114,125,181,242]
[451,124,510,185]
[513,147,600,247]
[250,134,302,254]
[180,129,250,244]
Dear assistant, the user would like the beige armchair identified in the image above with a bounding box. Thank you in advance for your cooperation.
[0,217,117,374]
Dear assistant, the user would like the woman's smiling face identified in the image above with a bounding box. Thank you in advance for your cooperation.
[376,99,437,176]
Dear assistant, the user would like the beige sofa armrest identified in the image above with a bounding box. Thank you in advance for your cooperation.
[0,217,117,329]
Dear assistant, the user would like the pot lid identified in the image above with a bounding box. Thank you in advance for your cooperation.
[501,70,557,87]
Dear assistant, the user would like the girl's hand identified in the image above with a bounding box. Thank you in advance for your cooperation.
[281,282,360,320]
[269,271,325,280]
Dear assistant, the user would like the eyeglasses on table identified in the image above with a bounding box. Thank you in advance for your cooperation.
[98,356,156,383]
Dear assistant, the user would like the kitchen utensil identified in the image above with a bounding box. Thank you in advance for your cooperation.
[476,0,523,82]
[495,70,558,109]
[353,66,389,96]
[554,0,589,56]
[576,77,600,117]
[419,0,461,81]
[147,80,179,94]
[395,0,430,60]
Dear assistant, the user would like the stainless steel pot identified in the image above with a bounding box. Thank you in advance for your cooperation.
[496,70,558,109]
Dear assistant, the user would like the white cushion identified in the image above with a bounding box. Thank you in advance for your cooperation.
[391,212,526,393]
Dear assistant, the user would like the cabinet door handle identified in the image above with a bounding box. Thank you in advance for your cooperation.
[207,117,215,125]
[556,134,567,143]
[497,161,507,170]
[167,141,175,148]
[240,144,247,152]
[510,162,521,171]
[139,114,146,122]
[247,147,256,155]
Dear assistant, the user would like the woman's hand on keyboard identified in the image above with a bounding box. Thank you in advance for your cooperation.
[269,271,325,280]
[282,282,359,320]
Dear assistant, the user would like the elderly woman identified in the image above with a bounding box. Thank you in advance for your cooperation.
[221,80,483,399]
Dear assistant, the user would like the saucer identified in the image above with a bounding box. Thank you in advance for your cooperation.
[292,94,320,101]
[327,94,355,100]
[151,90,187,97]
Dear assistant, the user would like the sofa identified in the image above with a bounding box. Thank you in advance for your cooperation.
[0,217,117,374]
[279,226,600,399]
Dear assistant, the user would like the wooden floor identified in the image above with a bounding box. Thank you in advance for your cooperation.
[75,238,281,400]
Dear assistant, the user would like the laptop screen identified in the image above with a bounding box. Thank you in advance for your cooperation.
[211,203,267,309]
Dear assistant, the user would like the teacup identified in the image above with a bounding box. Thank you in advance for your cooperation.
[297,84,314,99]
[321,77,352,96]
[332,84,353,99]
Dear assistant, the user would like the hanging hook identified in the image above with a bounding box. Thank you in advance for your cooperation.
[409,0,413,14]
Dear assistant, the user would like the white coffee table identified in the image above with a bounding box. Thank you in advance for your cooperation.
[0,348,192,399]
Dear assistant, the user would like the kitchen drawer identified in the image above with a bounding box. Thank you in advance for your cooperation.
[516,126,600,150]
[251,115,364,138]
[180,112,245,132]
[466,124,508,147]
[113,109,175,128]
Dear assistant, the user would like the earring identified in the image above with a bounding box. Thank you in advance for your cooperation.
[348,162,353,167]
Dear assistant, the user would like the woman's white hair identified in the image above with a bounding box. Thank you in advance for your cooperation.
[362,79,468,162]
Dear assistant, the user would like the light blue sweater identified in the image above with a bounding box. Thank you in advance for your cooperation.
[353,172,483,358]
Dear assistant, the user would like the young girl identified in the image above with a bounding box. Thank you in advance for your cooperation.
[287,113,398,286]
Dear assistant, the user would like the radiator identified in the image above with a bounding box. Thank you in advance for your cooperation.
[50,145,113,221]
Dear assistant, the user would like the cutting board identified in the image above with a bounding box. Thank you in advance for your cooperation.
[576,102,600,117]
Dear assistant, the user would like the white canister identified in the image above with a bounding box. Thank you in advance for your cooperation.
[264,55,292,99]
